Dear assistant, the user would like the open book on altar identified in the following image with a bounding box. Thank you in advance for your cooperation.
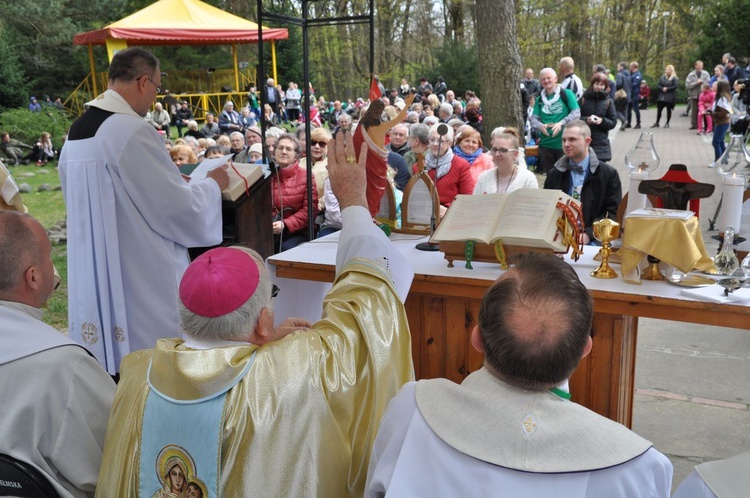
[430,189,580,252]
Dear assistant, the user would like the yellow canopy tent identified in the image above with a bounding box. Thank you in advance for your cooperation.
[73,0,288,95]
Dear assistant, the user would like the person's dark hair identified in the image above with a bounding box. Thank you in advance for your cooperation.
[592,64,606,74]
[108,48,160,83]
[477,252,593,391]
[589,72,611,91]
[464,106,480,122]
[204,145,230,157]
[0,212,40,292]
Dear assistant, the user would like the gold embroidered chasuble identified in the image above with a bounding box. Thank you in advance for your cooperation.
[95,259,414,497]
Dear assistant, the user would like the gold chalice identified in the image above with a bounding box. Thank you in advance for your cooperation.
[591,218,620,279]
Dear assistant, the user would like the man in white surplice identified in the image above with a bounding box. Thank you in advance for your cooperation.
[59,48,230,374]
[366,252,673,498]
[0,211,115,497]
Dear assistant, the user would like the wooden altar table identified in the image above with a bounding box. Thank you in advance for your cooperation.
[267,233,750,428]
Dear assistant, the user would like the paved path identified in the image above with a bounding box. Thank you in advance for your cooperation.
[595,106,749,490]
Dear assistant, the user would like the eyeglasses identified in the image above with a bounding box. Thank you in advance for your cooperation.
[310,140,328,148]
[428,137,452,145]
[490,147,517,154]
[271,284,280,299]
[276,146,296,153]
[142,76,163,94]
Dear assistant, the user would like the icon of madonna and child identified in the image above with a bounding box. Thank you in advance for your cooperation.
[152,445,208,498]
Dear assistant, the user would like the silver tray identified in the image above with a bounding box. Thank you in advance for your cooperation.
[667,275,717,287]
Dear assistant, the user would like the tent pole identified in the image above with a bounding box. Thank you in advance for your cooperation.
[88,44,98,96]
[271,40,278,86]
[233,43,240,92]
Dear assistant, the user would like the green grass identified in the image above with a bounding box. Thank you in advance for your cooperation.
[6,160,69,330]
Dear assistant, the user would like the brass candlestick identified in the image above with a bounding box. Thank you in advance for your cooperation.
[591,218,620,279]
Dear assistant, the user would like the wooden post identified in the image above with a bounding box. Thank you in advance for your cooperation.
[233,43,240,92]
[88,44,98,96]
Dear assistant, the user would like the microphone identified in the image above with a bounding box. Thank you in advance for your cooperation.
[416,125,448,252]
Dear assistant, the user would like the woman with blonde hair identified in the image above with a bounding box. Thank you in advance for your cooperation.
[169,144,197,168]
[33,131,56,165]
[453,126,493,183]
[427,94,441,111]
[490,126,528,170]
[299,127,332,210]
[474,128,538,195]
[652,64,679,128]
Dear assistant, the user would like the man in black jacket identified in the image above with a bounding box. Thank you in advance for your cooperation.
[543,120,621,245]
[174,101,193,137]
[615,62,631,129]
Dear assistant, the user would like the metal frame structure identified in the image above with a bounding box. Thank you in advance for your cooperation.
[257,0,375,243]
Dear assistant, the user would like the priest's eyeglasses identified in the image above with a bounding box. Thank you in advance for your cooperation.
[142,76,163,94]
[271,284,280,299]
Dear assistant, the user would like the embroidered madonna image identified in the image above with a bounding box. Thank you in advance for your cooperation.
[152,445,207,498]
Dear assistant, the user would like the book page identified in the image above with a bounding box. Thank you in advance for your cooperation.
[189,154,233,180]
[431,193,508,243]
[490,189,558,242]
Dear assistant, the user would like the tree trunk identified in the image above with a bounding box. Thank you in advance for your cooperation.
[475,0,524,142]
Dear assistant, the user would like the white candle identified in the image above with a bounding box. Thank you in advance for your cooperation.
[626,170,650,215]
[717,174,745,234]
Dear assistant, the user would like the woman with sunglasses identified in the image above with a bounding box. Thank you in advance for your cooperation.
[473,128,538,195]
[299,127,332,211]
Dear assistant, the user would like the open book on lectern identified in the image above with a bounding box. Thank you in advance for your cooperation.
[183,158,264,202]
[429,189,580,252]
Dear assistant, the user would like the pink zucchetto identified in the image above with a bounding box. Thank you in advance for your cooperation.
[179,247,259,318]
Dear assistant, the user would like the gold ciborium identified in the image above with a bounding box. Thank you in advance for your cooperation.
[591,218,620,279]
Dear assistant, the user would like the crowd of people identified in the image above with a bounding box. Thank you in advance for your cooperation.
[153,53,749,251]
[4,46,749,498]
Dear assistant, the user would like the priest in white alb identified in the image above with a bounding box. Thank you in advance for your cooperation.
[59,48,229,374]
[0,211,115,497]
[366,252,673,497]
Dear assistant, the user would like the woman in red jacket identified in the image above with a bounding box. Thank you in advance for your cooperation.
[271,134,318,252]
[418,123,475,217]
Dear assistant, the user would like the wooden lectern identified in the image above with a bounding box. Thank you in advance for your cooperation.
[189,173,274,261]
